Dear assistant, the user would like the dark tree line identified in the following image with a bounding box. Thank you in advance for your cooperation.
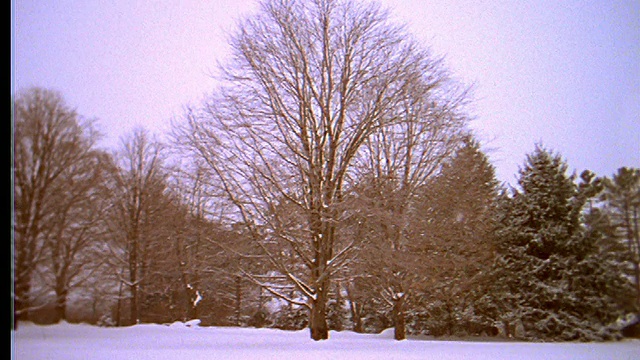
[12,88,265,329]
[12,88,639,341]
[12,0,639,342]
[13,88,109,327]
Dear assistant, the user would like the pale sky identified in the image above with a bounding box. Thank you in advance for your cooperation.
[12,0,640,185]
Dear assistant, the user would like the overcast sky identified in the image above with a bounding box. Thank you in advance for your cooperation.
[12,0,640,185]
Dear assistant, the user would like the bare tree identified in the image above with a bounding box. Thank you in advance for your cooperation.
[105,128,166,325]
[13,87,102,327]
[173,0,466,340]
[345,139,497,341]
[167,161,221,320]
[42,147,112,322]
[344,60,469,339]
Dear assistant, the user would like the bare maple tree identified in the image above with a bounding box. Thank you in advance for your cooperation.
[104,129,167,325]
[174,0,467,340]
[166,164,209,321]
[13,87,103,327]
[166,162,246,323]
[357,86,469,335]
[42,145,112,322]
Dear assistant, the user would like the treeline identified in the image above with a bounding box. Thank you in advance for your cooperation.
[12,87,639,341]
[12,88,253,328]
[12,0,639,342]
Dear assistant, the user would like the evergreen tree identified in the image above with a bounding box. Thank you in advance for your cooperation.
[563,170,637,339]
[413,137,499,336]
[601,167,640,306]
[491,145,631,340]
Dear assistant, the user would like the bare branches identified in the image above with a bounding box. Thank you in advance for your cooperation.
[13,87,106,324]
[105,129,169,325]
[172,0,471,340]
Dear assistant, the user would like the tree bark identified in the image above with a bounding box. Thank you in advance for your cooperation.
[235,275,242,326]
[350,302,364,333]
[53,270,68,322]
[633,206,640,306]
[393,294,406,340]
[310,285,329,340]
[54,290,68,322]
[129,231,139,325]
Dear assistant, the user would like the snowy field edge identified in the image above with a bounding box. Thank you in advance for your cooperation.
[13,321,640,360]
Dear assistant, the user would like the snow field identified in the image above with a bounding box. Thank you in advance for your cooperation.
[13,321,640,360]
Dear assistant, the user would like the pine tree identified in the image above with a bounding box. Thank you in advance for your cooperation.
[562,170,636,340]
[601,167,640,306]
[491,145,631,340]
[413,137,499,336]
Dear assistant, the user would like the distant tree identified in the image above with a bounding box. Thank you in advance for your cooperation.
[196,223,264,327]
[343,73,467,339]
[104,129,167,325]
[173,0,467,340]
[42,145,112,322]
[133,191,191,324]
[169,162,210,321]
[344,176,425,339]
[326,281,349,331]
[13,87,103,327]
[491,145,580,339]
[165,160,266,326]
[601,167,640,306]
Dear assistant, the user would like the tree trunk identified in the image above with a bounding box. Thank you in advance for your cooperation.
[634,259,640,307]
[129,283,138,325]
[115,267,125,326]
[446,301,454,336]
[175,232,198,321]
[235,275,242,326]
[54,277,68,322]
[393,295,406,341]
[346,287,364,333]
[54,293,67,322]
[350,302,364,333]
[309,285,329,340]
[333,282,343,331]
[307,210,333,341]
[14,187,46,329]
[503,320,512,338]
[633,206,640,306]
[129,226,139,325]
[14,234,37,327]
[13,271,31,328]
[129,242,139,326]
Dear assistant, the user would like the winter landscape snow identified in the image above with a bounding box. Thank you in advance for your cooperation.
[13,321,640,360]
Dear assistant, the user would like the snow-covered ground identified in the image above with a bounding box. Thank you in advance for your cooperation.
[13,321,640,360]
